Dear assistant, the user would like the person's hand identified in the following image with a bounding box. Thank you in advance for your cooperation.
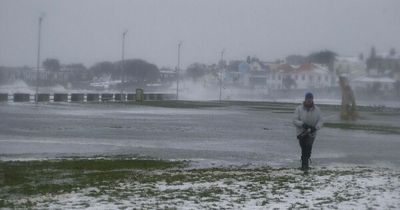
[302,123,310,129]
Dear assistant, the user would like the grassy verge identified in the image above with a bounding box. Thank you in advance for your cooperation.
[1,159,397,209]
[0,156,184,206]
[127,100,400,115]
[371,111,400,116]
[129,100,227,108]
[128,100,298,110]
[324,122,400,134]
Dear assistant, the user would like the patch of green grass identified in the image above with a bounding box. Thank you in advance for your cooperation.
[129,100,300,110]
[164,173,187,184]
[0,157,184,198]
[291,202,309,209]
[372,112,400,116]
[1,161,396,209]
[333,191,351,202]
[250,106,295,112]
[324,122,400,134]
[129,100,226,108]
[315,197,335,206]
[198,187,223,198]
[272,110,295,113]
[57,158,181,170]
[293,185,314,191]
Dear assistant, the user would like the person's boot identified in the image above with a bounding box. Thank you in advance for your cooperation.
[301,157,309,172]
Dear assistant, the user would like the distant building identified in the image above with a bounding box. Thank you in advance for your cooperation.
[235,60,270,88]
[334,56,366,79]
[159,68,177,85]
[352,76,396,93]
[0,66,40,83]
[367,52,400,77]
[268,63,336,90]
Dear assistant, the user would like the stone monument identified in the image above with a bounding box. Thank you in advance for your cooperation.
[339,76,358,120]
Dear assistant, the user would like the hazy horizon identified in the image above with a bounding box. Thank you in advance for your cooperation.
[1,0,400,69]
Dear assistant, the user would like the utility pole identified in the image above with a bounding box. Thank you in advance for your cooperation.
[219,49,225,102]
[176,41,182,100]
[121,30,128,101]
[35,15,43,104]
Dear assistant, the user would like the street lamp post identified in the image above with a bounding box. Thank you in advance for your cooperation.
[35,16,43,104]
[219,49,225,102]
[176,41,182,100]
[121,30,128,101]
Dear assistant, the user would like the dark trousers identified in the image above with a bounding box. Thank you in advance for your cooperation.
[298,135,315,169]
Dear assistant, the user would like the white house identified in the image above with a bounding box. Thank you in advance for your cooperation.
[268,63,336,90]
[352,76,396,93]
[334,56,366,79]
[236,61,269,88]
[266,64,287,90]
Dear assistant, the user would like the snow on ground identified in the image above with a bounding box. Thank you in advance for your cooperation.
[1,102,400,208]
[17,166,400,209]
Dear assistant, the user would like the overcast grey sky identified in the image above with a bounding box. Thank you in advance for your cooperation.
[1,0,399,69]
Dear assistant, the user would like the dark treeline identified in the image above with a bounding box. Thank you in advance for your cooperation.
[89,59,160,84]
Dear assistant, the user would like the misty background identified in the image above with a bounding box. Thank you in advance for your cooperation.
[1,0,400,103]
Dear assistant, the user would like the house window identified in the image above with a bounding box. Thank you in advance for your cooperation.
[302,75,305,80]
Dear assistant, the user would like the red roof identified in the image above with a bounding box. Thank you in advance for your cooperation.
[296,63,317,72]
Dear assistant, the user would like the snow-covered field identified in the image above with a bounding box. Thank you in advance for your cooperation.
[1,101,400,209]
[7,166,399,209]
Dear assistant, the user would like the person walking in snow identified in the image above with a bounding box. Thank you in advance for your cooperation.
[293,92,323,172]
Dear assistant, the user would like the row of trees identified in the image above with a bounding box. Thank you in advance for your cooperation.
[90,59,159,83]
[41,58,160,84]
[285,50,337,71]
